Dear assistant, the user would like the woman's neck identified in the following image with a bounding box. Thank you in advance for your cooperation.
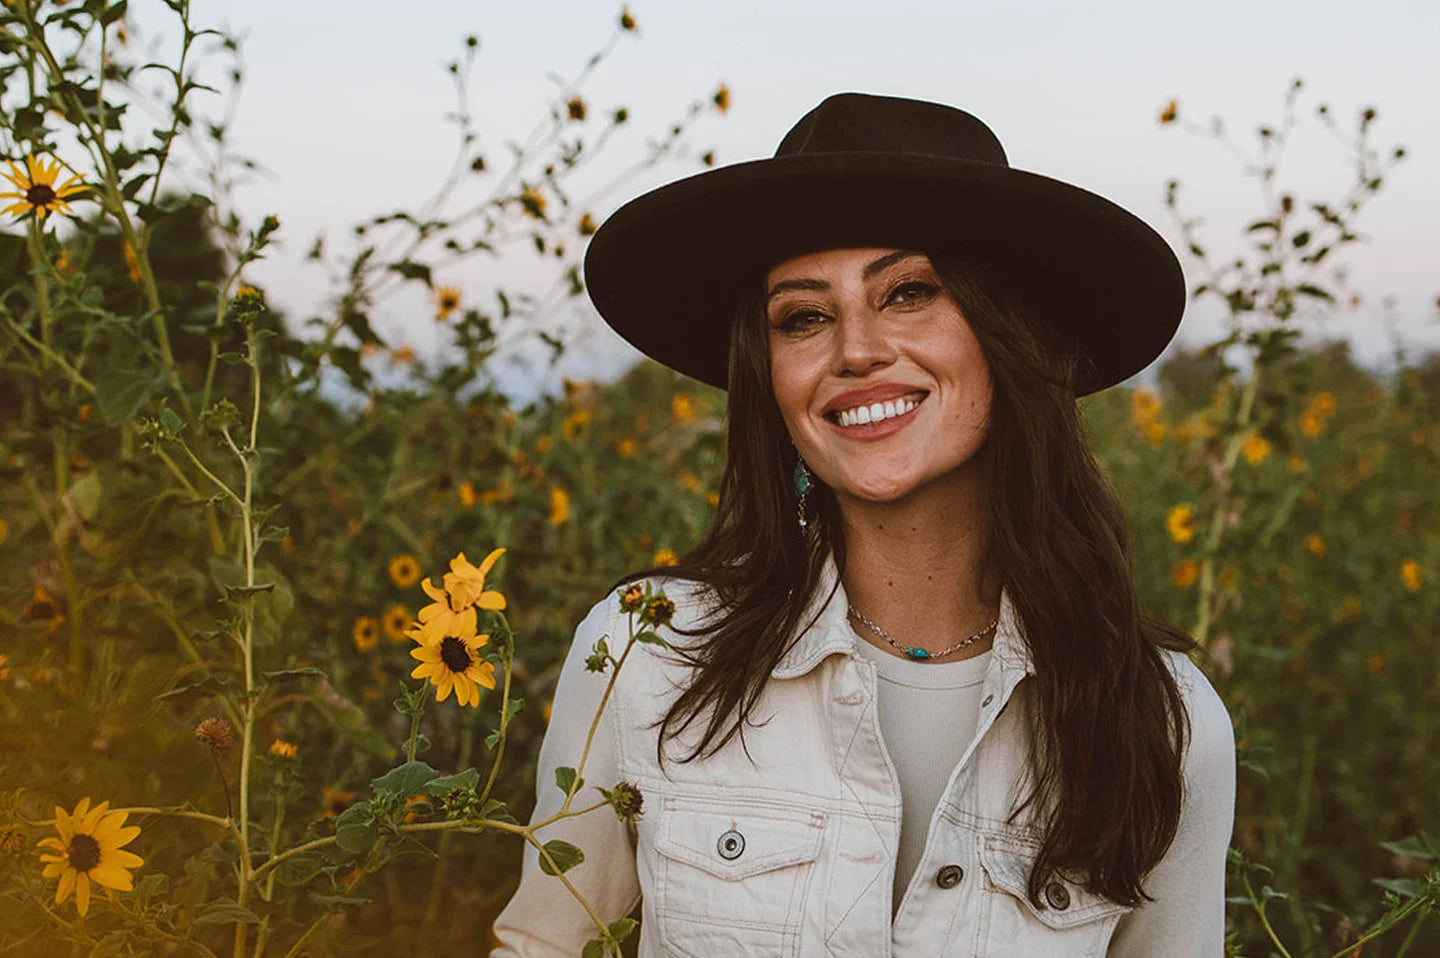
[835,466,999,662]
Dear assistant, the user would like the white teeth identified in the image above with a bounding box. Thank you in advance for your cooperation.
[834,394,923,427]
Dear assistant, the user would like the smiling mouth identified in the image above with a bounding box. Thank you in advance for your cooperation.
[824,391,928,427]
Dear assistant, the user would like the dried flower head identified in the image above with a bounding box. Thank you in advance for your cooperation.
[195,717,235,753]
[643,596,676,628]
[618,583,645,613]
[603,780,644,823]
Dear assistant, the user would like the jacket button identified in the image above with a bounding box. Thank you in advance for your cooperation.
[981,694,994,707]
[716,829,745,860]
[935,864,964,889]
[1044,881,1071,910]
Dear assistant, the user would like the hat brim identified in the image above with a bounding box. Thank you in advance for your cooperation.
[583,151,1186,396]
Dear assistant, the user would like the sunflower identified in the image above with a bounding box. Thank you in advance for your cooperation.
[352,616,380,652]
[443,548,507,611]
[549,487,570,526]
[382,604,412,642]
[415,578,477,645]
[409,626,496,706]
[2,155,87,220]
[1165,504,1196,545]
[37,798,143,917]
[388,554,421,589]
[434,285,462,321]
[269,740,299,759]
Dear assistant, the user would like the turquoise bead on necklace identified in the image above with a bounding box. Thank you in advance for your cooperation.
[848,605,998,661]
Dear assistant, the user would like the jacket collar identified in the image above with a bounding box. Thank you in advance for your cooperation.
[771,548,1034,679]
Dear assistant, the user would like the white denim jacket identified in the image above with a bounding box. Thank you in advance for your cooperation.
[491,551,1236,956]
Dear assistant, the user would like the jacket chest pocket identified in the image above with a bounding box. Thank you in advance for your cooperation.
[977,835,1133,958]
[653,797,826,958]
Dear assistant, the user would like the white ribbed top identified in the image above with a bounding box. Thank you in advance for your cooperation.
[851,630,991,918]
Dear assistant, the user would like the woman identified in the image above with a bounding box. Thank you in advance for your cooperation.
[491,92,1236,956]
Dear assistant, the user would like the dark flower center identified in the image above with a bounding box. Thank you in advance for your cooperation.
[68,834,101,872]
[439,636,472,673]
[26,184,56,206]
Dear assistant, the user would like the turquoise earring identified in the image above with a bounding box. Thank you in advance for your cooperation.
[793,458,813,529]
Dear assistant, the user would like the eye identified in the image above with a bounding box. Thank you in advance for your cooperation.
[774,308,828,332]
[886,280,938,306]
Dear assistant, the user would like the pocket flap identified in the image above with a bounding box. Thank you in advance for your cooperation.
[655,800,825,881]
[978,836,1131,929]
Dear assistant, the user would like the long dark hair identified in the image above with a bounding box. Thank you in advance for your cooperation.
[609,250,1202,910]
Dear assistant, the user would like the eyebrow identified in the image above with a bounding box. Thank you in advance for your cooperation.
[766,250,927,301]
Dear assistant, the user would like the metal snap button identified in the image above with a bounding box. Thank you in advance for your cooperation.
[935,864,964,889]
[716,829,745,860]
[1044,880,1070,910]
[981,694,994,707]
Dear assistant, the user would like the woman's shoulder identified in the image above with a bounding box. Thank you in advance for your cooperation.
[1155,646,1236,782]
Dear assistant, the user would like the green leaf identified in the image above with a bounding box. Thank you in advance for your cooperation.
[89,932,129,958]
[334,802,377,855]
[68,471,103,521]
[387,260,433,287]
[193,899,261,925]
[1379,834,1438,860]
[274,852,326,886]
[634,630,668,647]
[537,839,584,876]
[261,666,327,681]
[95,365,165,426]
[485,729,502,750]
[1295,284,1334,302]
[1373,877,1428,899]
[309,892,373,907]
[607,917,638,941]
[582,941,604,958]
[371,760,440,801]
[555,767,583,795]
[426,768,480,797]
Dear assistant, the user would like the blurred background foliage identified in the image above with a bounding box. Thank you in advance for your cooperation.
[1,1,1437,956]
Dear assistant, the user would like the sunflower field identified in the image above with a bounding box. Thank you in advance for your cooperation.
[1,2,1437,956]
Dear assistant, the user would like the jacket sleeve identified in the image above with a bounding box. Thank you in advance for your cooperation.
[489,596,642,956]
[1108,657,1237,958]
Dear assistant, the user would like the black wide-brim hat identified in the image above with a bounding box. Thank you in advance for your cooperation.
[583,92,1186,397]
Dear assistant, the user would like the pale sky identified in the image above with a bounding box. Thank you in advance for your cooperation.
[138,1,1439,407]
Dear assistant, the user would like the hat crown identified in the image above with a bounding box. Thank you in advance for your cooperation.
[775,92,1009,167]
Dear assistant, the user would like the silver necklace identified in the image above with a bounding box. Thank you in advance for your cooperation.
[848,605,998,661]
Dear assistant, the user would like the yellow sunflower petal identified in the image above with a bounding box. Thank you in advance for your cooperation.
[476,662,498,690]
[477,591,506,610]
[81,800,111,832]
[56,805,76,842]
[75,872,91,916]
[41,862,66,878]
[435,675,454,702]
[3,201,34,217]
[56,867,76,905]
[411,662,438,680]
[420,578,446,602]
[101,824,140,849]
[410,644,441,662]
[89,863,134,891]
[107,849,144,869]
[38,837,65,852]
[477,547,506,577]
[94,809,129,837]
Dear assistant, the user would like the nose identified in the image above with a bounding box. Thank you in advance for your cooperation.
[833,308,895,377]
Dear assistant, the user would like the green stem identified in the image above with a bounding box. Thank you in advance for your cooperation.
[406,709,423,764]
[1240,869,1295,958]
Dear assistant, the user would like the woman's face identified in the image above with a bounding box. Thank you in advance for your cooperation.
[766,247,993,504]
